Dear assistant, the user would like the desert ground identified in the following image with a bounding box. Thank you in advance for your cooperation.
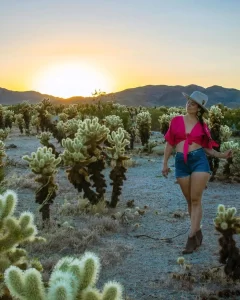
[2,128,240,300]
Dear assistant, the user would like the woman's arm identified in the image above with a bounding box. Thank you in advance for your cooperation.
[162,142,173,177]
[204,148,232,159]
[163,142,173,165]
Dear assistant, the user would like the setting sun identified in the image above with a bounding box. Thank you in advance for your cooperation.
[32,62,112,98]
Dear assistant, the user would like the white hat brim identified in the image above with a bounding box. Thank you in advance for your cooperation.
[182,92,209,113]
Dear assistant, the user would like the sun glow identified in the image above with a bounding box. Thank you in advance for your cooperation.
[32,62,112,98]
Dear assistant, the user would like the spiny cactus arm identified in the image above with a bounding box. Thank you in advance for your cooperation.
[77,118,110,146]
[7,248,27,265]
[81,287,101,300]
[79,252,101,291]
[61,137,96,166]
[23,147,61,175]
[0,141,6,165]
[102,281,123,300]
[4,266,25,299]
[0,217,36,254]
[4,266,46,300]
[214,204,240,232]
[48,271,77,300]
[0,256,11,274]
[0,190,17,226]
[37,132,52,146]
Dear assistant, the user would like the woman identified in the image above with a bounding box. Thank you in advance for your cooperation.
[162,91,232,254]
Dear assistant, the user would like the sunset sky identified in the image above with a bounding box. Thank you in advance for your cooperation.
[1,0,240,98]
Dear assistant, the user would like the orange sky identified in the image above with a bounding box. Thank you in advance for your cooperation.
[1,1,240,98]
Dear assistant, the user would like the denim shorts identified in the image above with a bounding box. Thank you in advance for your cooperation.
[175,148,211,178]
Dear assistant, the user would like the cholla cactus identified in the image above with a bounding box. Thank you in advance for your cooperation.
[207,105,225,180]
[62,118,110,205]
[158,112,180,135]
[0,190,45,297]
[0,141,6,182]
[15,114,24,134]
[214,204,240,279]
[65,118,83,139]
[0,105,4,129]
[61,136,99,204]
[63,104,79,120]
[58,112,68,122]
[104,115,124,132]
[23,147,61,223]
[19,101,31,134]
[77,118,109,156]
[31,113,41,134]
[37,132,59,157]
[0,128,10,141]
[106,127,130,208]
[220,125,232,143]
[220,141,240,179]
[5,251,123,300]
[77,118,110,202]
[136,111,151,146]
[35,99,54,132]
[4,109,14,129]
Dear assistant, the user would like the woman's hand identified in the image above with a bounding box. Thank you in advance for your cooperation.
[222,149,233,159]
[162,165,170,178]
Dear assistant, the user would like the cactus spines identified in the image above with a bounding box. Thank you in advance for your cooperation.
[215,204,240,279]
[0,190,45,295]
[23,147,61,223]
[136,111,151,146]
[4,251,123,300]
[102,281,123,300]
[103,115,124,133]
[107,128,130,208]
[0,140,6,182]
[37,132,59,157]
[62,118,109,205]
[208,105,224,181]
[220,141,240,180]
[61,136,99,204]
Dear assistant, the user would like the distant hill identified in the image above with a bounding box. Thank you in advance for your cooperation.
[1,84,240,108]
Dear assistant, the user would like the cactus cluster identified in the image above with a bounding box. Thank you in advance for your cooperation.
[107,127,130,207]
[220,125,232,143]
[4,251,123,300]
[63,104,79,120]
[0,190,45,297]
[136,111,151,146]
[37,132,59,157]
[103,115,124,133]
[214,204,240,279]
[0,140,6,182]
[23,147,61,223]
[61,117,109,205]
[3,109,15,129]
[0,128,10,141]
[15,114,25,134]
[220,141,240,180]
[207,105,225,180]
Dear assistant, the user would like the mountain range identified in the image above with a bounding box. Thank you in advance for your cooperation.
[0,84,240,108]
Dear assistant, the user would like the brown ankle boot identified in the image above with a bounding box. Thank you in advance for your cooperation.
[182,235,198,254]
[196,229,203,246]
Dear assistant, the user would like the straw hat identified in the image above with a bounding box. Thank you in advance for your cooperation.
[182,91,208,112]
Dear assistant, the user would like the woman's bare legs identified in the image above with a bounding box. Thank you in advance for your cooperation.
[189,172,210,236]
[177,176,191,216]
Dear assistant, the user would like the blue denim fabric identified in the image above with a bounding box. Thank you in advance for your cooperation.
[175,148,211,178]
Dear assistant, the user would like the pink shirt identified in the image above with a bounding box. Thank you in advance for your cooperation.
[164,115,219,163]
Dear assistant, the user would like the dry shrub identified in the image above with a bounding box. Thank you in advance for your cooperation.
[97,241,133,268]
[3,172,37,189]
[83,215,120,233]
